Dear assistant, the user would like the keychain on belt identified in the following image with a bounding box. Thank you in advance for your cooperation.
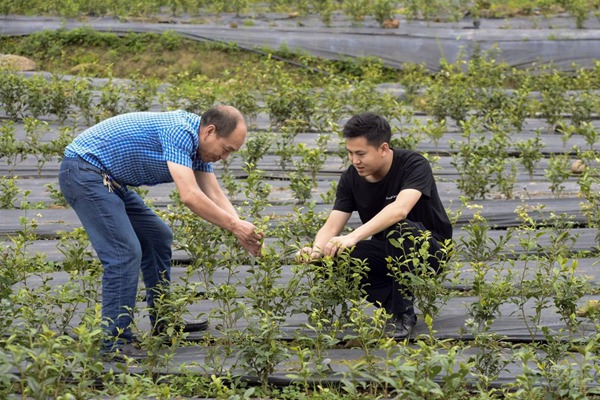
[102,172,122,192]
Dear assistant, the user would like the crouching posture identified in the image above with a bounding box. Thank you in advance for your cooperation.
[298,112,452,338]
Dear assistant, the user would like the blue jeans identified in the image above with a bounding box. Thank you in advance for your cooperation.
[59,156,173,351]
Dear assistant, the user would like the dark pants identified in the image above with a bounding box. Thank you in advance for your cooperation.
[349,220,445,317]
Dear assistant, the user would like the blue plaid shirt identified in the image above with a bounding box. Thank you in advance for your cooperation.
[65,110,213,186]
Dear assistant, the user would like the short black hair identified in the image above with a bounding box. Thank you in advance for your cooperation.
[342,112,391,148]
[200,105,244,138]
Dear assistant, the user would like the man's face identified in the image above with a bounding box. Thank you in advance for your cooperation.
[345,136,389,181]
[199,124,246,163]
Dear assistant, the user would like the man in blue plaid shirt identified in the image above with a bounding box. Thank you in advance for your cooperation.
[59,105,263,359]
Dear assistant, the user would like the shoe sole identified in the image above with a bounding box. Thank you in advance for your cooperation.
[182,319,209,332]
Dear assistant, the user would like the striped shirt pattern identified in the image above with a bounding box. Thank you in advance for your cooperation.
[65,110,212,186]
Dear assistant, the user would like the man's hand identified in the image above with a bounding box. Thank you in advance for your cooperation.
[296,246,322,263]
[232,219,264,257]
[296,233,358,262]
[323,235,358,257]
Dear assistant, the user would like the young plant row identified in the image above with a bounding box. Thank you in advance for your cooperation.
[1,71,600,207]
[1,36,599,132]
[2,0,599,27]
[1,27,599,399]
[1,117,599,216]
[2,29,599,127]
[0,197,599,398]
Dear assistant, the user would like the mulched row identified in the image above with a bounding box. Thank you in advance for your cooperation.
[2,29,599,390]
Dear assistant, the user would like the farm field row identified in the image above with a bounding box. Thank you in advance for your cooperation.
[1,20,599,399]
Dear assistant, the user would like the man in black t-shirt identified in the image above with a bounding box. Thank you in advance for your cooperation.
[298,112,452,338]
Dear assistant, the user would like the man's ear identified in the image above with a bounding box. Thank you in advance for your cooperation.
[205,124,216,136]
[200,124,216,140]
[380,142,390,155]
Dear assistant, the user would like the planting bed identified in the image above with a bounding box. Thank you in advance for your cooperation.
[2,14,600,72]
[1,9,600,399]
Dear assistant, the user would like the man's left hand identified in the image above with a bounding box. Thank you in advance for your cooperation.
[323,235,357,257]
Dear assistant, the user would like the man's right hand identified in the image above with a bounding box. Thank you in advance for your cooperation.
[232,219,264,257]
[295,246,322,263]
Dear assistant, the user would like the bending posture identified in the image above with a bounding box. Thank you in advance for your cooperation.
[59,106,263,357]
[299,112,452,338]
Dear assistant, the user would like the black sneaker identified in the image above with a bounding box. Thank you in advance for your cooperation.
[386,313,417,339]
[180,318,209,333]
[103,342,148,362]
[152,317,209,336]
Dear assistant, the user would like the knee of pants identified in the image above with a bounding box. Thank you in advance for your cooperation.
[128,241,144,266]
[155,226,173,252]
[140,223,173,253]
[94,233,143,272]
[164,227,173,248]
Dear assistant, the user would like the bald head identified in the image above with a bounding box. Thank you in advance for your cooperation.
[200,105,246,138]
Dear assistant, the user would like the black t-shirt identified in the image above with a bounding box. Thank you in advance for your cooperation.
[333,148,452,242]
